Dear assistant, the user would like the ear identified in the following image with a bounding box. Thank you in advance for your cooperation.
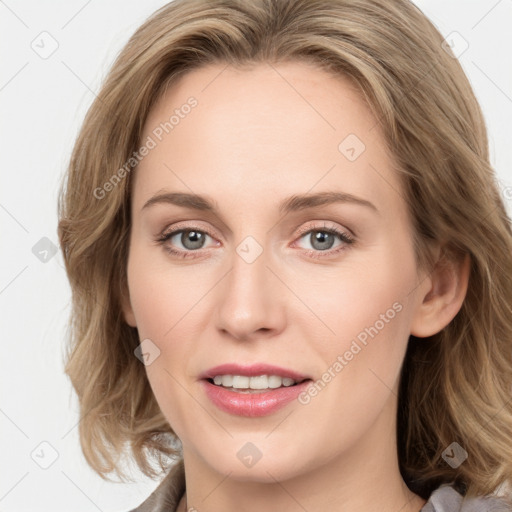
[410,248,470,338]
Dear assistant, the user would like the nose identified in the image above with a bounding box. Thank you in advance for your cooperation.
[214,240,286,342]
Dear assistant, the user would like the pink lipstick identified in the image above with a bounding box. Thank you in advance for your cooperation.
[199,363,312,417]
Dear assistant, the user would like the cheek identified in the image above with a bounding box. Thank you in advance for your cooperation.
[297,250,415,348]
[293,239,418,404]
[288,258,416,456]
[126,247,211,415]
[126,245,208,340]
[126,250,202,436]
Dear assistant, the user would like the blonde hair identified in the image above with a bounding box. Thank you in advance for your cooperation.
[58,0,512,501]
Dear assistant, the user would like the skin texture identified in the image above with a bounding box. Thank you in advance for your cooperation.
[123,61,470,512]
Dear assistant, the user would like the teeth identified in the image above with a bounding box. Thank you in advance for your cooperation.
[268,375,282,388]
[211,374,299,390]
[248,375,267,389]
[233,375,250,388]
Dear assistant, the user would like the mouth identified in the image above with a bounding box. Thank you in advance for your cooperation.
[199,364,313,417]
[205,374,310,393]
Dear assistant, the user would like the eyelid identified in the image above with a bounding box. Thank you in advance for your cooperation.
[293,220,355,239]
[158,220,219,240]
[156,220,355,259]
[157,221,351,243]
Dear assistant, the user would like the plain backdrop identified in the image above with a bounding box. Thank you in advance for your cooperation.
[1,1,511,511]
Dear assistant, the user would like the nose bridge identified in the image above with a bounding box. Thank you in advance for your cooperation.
[215,234,283,340]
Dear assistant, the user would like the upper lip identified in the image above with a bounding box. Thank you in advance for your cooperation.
[199,363,311,382]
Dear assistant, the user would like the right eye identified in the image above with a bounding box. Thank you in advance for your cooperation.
[156,225,220,259]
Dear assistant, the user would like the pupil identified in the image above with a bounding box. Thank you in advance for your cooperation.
[182,230,204,250]
[311,231,334,250]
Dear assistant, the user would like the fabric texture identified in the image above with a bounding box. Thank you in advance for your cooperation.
[422,484,511,512]
[129,459,185,512]
[128,460,512,512]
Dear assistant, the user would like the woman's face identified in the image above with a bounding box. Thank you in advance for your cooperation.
[124,61,430,482]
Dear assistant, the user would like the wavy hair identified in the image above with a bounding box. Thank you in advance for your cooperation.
[57,0,512,502]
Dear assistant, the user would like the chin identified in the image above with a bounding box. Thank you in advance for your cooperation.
[200,445,311,484]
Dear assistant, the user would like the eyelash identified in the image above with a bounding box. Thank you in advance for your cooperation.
[155,222,355,260]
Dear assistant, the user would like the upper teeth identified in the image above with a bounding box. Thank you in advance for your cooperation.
[212,375,297,389]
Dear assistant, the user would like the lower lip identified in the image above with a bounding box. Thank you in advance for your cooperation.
[201,379,311,417]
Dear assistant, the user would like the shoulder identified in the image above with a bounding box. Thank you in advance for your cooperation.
[422,484,512,512]
[127,459,186,512]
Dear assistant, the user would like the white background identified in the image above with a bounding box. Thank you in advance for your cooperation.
[1,1,511,511]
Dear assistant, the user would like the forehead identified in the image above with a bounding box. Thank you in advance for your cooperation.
[133,61,404,220]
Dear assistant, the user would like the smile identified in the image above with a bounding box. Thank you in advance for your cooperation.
[210,374,301,391]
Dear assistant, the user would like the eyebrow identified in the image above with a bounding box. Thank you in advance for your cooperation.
[142,190,378,215]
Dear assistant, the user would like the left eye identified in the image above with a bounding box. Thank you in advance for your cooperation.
[295,228,353,252]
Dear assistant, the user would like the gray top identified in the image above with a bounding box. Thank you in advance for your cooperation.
[422,484,512,512]
[129,460,512,512]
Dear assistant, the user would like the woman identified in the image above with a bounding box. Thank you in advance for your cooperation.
[57,0,512,511]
